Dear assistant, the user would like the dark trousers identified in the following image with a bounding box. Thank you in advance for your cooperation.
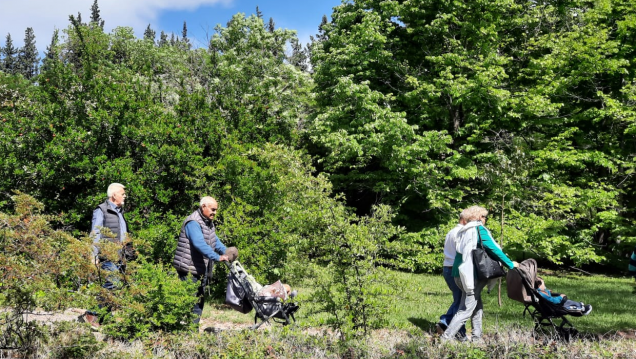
[178,271,206,324]
[88,260,125,319]
[101,260,125,290]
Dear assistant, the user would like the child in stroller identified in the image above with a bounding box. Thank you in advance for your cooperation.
[225,260,299,329]
[507,259,590,341]
[535,277,592,315]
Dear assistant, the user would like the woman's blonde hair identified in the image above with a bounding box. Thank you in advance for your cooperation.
[463,205,488,222]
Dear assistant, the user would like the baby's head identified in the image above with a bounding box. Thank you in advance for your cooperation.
[534,277,546,290]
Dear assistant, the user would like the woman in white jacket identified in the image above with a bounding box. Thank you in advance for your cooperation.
[441,206,518,342]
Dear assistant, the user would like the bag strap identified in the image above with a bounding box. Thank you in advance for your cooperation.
[476,226,485,249]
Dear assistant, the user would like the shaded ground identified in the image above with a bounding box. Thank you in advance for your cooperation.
[19,306,269,333]
[19,306,636,341]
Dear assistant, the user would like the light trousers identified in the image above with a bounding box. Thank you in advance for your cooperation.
[441,277,487,341]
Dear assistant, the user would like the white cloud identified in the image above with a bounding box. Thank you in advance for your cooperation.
[0,0,230,48]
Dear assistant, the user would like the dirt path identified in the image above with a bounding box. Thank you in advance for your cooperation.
[18,307,261,333]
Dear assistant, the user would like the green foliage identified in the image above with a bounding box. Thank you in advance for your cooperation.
[310,0,636,269]
[300,205,401,340]
[0,286,48,355]
[101,261,199,340]
[1,33,18,75]
[0,192,97,309]
[49,322,105,359]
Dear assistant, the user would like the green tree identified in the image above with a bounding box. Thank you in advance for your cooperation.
[158,30,168,47]
[287,37,308,72]
[143,24,156,43]
[17,27,38,79]
[1,33,18,75]
[180,21,190,50]
[90,0,105,29]
[41,29,59,73]
[309,0,636,269]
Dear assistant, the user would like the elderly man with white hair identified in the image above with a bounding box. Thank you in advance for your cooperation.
[91,183,128,246]
[173,196,231,325]
[84,183,130,327]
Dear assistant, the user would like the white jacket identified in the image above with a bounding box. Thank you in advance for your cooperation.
[456,221,507,294]
[455,221,482,294]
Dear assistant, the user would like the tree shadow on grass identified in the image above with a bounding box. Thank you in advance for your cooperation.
[408,317,436,333]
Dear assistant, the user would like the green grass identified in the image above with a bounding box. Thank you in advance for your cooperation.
[382,270,636,335]
[202,270,636,335]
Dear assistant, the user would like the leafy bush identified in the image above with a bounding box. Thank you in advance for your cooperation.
[0,192,98,309]
[301,205,401,340]
[100,260,199,340]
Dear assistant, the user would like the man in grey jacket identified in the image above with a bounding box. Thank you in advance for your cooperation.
[84,183,129,327]
[174,197,229,324]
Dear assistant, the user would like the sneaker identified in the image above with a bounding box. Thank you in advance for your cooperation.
[583,304,593,316]
[456,333,469,342]
[80,312,100,329]
[204,326,222,334]
[436,322,447,335]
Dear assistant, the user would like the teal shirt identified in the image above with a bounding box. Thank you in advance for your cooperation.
[452,226,515,277]
[629,246,636,277]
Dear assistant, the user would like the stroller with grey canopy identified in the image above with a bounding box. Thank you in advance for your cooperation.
[507,259,585,341]
[225,261,299,329]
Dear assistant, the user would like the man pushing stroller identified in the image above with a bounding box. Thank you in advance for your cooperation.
[173,197,237,326]
[173,196,298,329]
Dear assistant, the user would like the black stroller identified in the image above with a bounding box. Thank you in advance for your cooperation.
[225,261,299,329]
[506,259,585,341]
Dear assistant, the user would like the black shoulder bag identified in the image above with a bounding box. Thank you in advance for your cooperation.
[472,227,506,280]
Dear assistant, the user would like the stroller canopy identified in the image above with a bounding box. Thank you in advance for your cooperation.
[506,258,537,304]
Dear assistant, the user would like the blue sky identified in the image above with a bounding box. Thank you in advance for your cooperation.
[0,0,342,50]
[157,1,340,48]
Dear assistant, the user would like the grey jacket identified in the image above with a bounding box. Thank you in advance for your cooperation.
[172,209,217,275]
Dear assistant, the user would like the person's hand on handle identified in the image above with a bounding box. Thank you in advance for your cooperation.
[512,261,519,268]
[218,255,230,262]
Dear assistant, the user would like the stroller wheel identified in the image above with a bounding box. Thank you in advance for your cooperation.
[557,327,576,342]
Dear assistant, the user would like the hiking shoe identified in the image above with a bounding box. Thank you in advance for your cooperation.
[80,312,100,329]
[435,322,447,335]
[583,304,593,316]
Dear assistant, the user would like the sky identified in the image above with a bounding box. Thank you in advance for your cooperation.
[0,0,343,50]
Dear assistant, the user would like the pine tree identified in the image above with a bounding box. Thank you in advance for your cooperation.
[256,6,263,19]
[181,21,191,50]
[267,17,275,33]
[17,27,38,79]
[144,24,156,43]
[317,15,328,41]
[2,33,18,75]
[170,33,176,46]
[41,29,59,73]
[158,31,168,47]
[288,37,308,72]
[90,0,105,28]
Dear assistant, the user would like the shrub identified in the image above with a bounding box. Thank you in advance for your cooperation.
[101,260,199,340]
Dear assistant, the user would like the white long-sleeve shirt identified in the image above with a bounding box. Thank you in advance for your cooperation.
[443,224,464,267]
